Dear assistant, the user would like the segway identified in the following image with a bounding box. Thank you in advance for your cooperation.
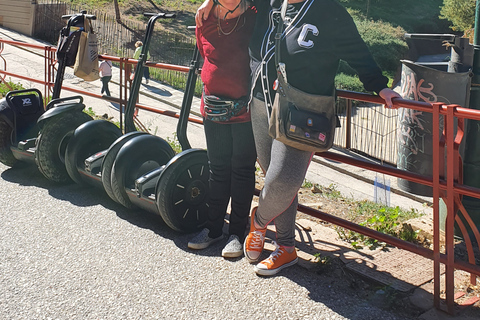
[112,28,209,233]
[63,13,176,194]
[65,17,208,233]
[0,12,97,182]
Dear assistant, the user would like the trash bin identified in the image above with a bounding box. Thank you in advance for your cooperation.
[397,60,472,196]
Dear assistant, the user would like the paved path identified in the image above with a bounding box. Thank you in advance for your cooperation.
[0,161,414,320]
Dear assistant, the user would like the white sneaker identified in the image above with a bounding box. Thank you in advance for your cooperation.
[188,228,223,250]
[222,235,243,258]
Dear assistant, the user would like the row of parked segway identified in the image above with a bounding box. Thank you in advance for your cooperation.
[0,11,96,182]
[0,12,208,233]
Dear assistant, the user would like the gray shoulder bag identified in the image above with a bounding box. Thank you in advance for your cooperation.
[268,0,337,152]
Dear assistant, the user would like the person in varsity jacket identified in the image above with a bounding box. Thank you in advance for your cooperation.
[187,0,258,259]
[196,0,400,275]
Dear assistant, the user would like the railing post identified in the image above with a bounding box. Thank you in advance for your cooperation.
[445,104,457,314]
[345,98,352,150]
[432,102,442,310]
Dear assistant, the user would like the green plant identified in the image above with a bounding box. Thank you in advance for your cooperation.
[0,79,24,98]
[336,226,364,249]
[362,206,400,236]
[84,106,96,118]
[398,222,418,243]
[312,183,342,200]
[335,72,365,93]
[336,201,422,249]
[302,179,313,189]
[439,0,476,32]
[165,132,182,154]
[313,252,331,266]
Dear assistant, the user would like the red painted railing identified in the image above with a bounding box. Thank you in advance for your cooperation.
[1,38,479,315]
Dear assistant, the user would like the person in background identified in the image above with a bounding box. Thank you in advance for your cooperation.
[133,41,151,84]
[187,0,257,258]
[196,0,400,275]
[99,54,112,96]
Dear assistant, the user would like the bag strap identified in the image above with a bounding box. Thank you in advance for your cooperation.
[83,15,93,33]
[275,0,291,84]
[274,0,288,68]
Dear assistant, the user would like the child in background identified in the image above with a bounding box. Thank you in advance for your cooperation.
[99,54,112,96]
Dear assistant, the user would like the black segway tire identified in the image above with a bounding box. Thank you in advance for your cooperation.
[0,117,17,167]
[101,131,148,203]
[35,111,93,183]
[65,120,122,184]
[156,149,209,233]
[110,134,175,209]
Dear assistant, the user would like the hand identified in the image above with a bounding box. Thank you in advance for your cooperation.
[196,0,214,27]
[379,88,401,109]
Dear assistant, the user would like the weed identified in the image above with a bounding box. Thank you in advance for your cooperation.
[165,132,182,154]
[302,179,313,188]
[84,106,96,118]
[313,252,331,266]
[336,200,422,249]
[311,183,342,200]
[398,223,418,243]
[0,79,24,98]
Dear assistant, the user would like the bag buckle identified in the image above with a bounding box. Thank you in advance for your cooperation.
[204,105,230,116]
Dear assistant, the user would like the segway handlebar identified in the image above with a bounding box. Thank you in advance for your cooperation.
[143,12,176,19]
[62,13,96,20]
[46,96,84,108]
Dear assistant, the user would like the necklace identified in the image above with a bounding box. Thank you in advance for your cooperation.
[216,5,245,36]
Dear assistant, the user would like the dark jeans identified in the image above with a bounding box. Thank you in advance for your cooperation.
[101,76,111,96]
[144,67,150,80]
[204,119,257,240]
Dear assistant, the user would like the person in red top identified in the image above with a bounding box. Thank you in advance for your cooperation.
[188,0,257,258]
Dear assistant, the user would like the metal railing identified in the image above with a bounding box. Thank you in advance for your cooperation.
[0,38,479,315]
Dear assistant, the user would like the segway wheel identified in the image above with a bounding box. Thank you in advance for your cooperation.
[101,131,148,203]
[65,120,122,184]
[0,117,17,167]
[156,149,209,233]
[110,134,175,209]
[35,111,93,183]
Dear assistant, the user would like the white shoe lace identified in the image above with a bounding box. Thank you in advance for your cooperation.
[249,230,265,249]
[267,242,283,262]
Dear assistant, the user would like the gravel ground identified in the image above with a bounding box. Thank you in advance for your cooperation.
[0,162,416,320]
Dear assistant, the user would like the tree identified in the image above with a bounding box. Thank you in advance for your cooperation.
[113,0,121,23]
[439,0,476,32]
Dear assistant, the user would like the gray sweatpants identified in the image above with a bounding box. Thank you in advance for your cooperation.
[250,97,313,247]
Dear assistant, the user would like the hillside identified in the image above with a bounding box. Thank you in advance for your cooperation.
[342,0,450,33]
[71,0,452,90]
[83,0,450,36]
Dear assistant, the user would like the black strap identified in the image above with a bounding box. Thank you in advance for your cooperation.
[275,0,289,79]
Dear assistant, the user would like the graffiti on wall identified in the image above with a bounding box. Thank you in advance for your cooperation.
[397,68,439,172]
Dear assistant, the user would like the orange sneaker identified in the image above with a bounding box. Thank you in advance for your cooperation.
[243,207,267,263]
[254,242,298,276]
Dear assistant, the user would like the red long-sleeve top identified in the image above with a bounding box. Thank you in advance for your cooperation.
[196,6,256,123]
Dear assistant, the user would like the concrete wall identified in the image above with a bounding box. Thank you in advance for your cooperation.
[0,0,35,36]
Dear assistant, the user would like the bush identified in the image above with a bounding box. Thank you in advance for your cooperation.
[335,73,364,92]
[351,12,408,73]
[0,79,24,98]
[439,0,476,32]
[334,10,407,93]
